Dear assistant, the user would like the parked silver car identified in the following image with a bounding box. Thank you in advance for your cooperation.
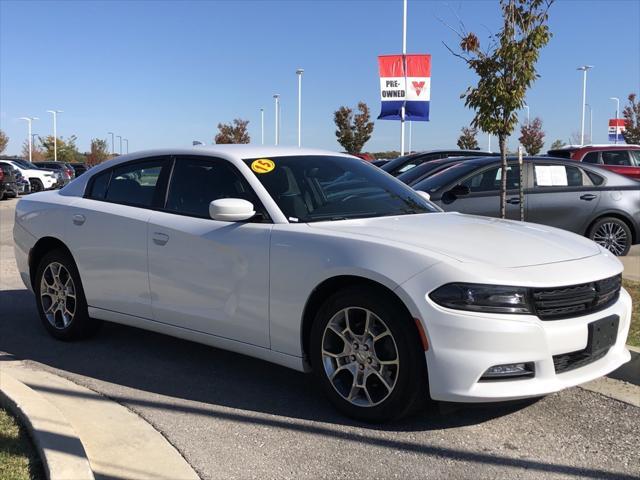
[412,156,640,256]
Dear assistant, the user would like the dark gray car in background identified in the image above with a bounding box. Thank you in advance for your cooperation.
[413,156,640,256]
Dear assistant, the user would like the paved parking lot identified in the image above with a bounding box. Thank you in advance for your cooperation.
[1,197,639,480]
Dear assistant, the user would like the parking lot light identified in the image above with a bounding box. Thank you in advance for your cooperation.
[609,97,620,144]
[19,116,39,162]
[577,65,593,146]
[108,132,115,155]
[273,94,280,146]
[46,110,63,161]
[296,68,304,147]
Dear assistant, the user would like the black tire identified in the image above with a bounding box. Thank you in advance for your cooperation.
[30,178,44,193]
[588,217,632,256]
[310,286,428,422]
[34,249,101,340]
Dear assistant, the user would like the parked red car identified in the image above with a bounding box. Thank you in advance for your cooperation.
[548,145,640,180]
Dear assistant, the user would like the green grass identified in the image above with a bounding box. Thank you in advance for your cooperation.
[623,279,640,348]
[0,407,43,480]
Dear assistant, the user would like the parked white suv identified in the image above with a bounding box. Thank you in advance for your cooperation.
[5,159,58,192]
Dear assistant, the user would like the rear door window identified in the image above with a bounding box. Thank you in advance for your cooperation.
[602,151,632,166]
[104,159,167,207]
[533,164,584,187]
[462,165,520,192]
[582,152,600,164]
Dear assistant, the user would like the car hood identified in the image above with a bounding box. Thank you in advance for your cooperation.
[308,212,601,268]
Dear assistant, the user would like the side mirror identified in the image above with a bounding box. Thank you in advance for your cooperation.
[415,190,431,201]
[209,198,255,222]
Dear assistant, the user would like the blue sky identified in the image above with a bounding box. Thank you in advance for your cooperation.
[1,0,639,156]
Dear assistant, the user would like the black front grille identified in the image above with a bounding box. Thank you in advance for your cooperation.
[532,274,621,320]
[553,348,609,374]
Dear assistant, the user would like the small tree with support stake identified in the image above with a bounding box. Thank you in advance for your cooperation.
[445,0,553,218]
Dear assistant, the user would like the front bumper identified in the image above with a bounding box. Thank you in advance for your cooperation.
[399,257,632,403]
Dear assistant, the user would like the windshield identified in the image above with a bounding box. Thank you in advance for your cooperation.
[244,155,438,223]
[13,159,39,169]
[412,162,482,193]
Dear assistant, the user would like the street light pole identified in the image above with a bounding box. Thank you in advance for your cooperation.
[19,116,39,162]
[273,94,280,146]
[116,135,122,154]
[108,132,115,155]
[523,104,530,126]
[577,65,593,146]
[585,103,593,143]
[123,138,129,154]
[609,97,620,144]
[400,0,407,156]
[260,108,264,145]
[46,110,62,161]
[296,68,304,147]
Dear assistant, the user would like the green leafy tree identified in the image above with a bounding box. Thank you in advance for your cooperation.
[0,129,8,154]
[215,119,250,144]
[519,117,545,155]
[447,0,553,218]
[622,93,640,145]
[549,139,565,150]
[456,126,480,150]
[39,135,80,162]
[86,138,111,166]
[334,102,375,154]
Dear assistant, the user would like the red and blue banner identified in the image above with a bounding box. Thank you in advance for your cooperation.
[608,119,626,142]
[378,54,431,121]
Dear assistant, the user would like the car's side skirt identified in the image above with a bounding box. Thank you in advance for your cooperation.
[88,306,309,373]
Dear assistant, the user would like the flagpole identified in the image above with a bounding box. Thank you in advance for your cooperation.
[400,0,407,156]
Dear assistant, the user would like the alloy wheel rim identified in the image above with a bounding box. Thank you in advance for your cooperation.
[593,222,628,256]
[321,307,399,407]
[40,262,76,329]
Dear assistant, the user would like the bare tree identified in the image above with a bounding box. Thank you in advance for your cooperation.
[0,129,8,154]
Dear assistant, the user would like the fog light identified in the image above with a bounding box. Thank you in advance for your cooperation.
[480,362,535,381]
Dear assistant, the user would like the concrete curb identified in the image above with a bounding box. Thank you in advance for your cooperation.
[0,370,94,480]
[1,359,200,480]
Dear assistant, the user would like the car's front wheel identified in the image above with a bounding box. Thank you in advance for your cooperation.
[588,217,632,256]
[29,178,44,193]
[35,249,101,340]
[310,286,428,422]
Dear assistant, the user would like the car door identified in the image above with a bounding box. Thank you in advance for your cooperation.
[439,163,523,220]
[66,157,170,318]
[525,162,601,234]
[147,155,272,348]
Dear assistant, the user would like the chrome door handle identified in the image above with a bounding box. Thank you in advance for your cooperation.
[580,194,597,201]
[506,198,520,205]
[72,214,86,225]
[152,232,169,246]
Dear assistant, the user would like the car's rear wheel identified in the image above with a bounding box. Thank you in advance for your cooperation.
[35,249,101,340]
[310,286,428,422]
[29,178,44,193]
[588,217,632,256]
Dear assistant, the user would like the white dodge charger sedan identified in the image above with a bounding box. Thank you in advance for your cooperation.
[14,146,632,421]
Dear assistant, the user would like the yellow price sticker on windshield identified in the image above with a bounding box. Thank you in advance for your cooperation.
[251,158,275,174]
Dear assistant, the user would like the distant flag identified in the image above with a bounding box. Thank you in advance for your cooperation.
[378,54,431,121]
[608,119,626,143]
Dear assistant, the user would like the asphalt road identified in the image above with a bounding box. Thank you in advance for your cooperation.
[1,197,639,480]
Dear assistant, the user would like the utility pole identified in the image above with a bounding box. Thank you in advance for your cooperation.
[400,0,407,156]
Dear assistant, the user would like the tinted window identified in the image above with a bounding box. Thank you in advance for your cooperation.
[244,156,438,222]
[105,160,165,207]
[582,152,600,164]
[602,151,631,166]
[585,170,605,186]
[413,162,482,192]
[166,157,265,219]
[88,170,111,199]
[628,150,640,166]
[533,164,583,187]
[461,165,521,192]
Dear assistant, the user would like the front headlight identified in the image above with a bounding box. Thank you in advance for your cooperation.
[429,283,532,314]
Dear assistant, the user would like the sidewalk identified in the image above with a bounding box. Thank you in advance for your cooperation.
[0,355,199,480]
